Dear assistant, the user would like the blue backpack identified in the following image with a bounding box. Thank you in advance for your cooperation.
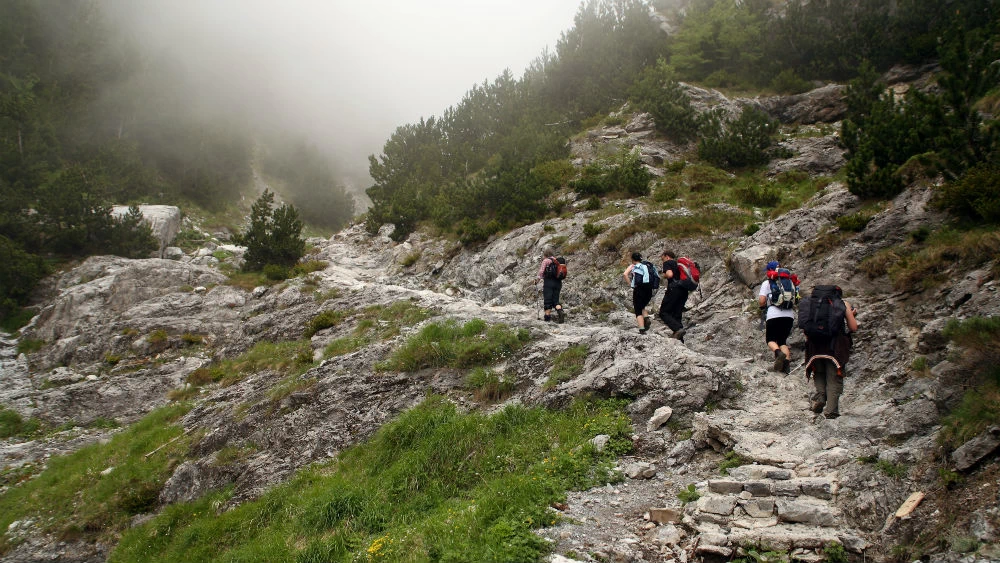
[767,268,800,310]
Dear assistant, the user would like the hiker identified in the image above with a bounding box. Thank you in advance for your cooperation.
[623,252,654,334]
[757,261,799,373]
[800,285,859,419]
[535,247,564,322]
[657,249,689,340]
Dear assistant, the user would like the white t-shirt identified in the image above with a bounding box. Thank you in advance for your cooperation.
[759,280,795,321]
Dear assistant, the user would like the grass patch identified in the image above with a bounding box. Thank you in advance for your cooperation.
[718,450,747,476]
[887,228,1000,292]
[938,381,1000,451]
[291,260,328,277]
[0,406,42,440]
[305,309,351,338]
[377,318,530,372]
[544,345,589,390]
[0,404,193,551]
[465,368,516,402]
[15,338,45,355]
[874,459,908,480]
[600,207,747,251]
[399,250,422,268]
[181,340,316,390]
[110,397,632,563]
[323,301,435,359]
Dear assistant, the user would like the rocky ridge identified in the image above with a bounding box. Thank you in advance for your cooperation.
[2,81,999,562]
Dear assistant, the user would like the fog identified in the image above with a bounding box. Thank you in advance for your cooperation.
[106,0,583,198]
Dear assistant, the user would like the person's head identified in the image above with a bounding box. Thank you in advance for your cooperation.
[661,249,677,261]
[631,251,642,263]
[543,247,554,258]
[766,260,780,272]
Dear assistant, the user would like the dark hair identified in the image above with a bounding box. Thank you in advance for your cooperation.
[631,252,642,262]
[661,249,677,259]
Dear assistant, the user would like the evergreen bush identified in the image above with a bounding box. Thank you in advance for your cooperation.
[232,190,305,272]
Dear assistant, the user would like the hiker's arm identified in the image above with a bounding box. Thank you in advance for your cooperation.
[537,259,548,281]
[844,301,859,332]
[623,265,633,284]
[757,294,768,308]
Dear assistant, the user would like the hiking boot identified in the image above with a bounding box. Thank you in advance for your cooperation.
[639,327,648,334]
[556,308,565,324]
[824,412,840,420]
[782,359,790,374]
[671,328,686,340]
[544,315,551,322]
[773,350,787,372]
[810,401,825,413]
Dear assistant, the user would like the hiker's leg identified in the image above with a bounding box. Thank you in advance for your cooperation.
[811,363,829,412]
[825,365,844,417]
[553,281,562,310]
[660,291,683,332]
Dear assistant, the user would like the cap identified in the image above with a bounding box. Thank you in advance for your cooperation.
[766,261,780,272]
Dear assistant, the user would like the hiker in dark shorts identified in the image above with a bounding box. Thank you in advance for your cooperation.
[758,261,795,372]
[535,247,564,322]
[623,252,653,334]
[658,249,689,341]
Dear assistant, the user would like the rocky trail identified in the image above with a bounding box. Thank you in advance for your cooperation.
[3,174,1000,562]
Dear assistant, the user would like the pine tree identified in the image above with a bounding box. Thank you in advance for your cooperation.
[233,190,305,271]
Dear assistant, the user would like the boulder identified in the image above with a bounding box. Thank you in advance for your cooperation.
[112,205,181,257]
[952,426,1000,471]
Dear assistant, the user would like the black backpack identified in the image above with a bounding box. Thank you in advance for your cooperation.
[642,260,660,290]
[544,258,559,280]
[798,285,847,339]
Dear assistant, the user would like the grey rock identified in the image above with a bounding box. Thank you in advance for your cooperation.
[740,498,776,518]
[697,495,738,516]
[591,434,611,453]
[776,499,836,526]
[112,205,181,257]
[646,405,673,432]
[708,480,744,494]
[744,480,772,497]
[952,426,1000,471]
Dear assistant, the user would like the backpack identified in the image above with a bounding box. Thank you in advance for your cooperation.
[556,257,568,280]
[676,257,700,291]
[632,261,658,290]
[798,285,847,339]
[543,257,563,280]
[767,268,801,310]
[643,260,661,290]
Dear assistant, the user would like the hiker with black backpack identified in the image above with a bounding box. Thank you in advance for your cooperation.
[798,285,859,419]
[623,252,657,334]
[657,249,693,341]
[535,247,566,323]
[757,261,801,373]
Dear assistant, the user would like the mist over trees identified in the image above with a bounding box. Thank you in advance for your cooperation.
[0,0,354,322]
[365,0,999,241]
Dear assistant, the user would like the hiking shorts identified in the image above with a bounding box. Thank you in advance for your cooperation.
[765,317,794,346]
[632,286,653,316]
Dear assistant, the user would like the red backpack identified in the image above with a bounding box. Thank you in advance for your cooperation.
[677,257,700,290]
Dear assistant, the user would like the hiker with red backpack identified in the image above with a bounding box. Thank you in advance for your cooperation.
[799,285,859,419]
[757,261,801,373]
[657,249,698,341]
[536,247,566,323]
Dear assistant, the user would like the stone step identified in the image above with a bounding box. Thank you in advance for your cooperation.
[707,476,836,499]
[693,523,868,558]
[687,493,840,528]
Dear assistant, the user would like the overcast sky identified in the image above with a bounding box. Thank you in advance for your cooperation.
[110,0,584,191]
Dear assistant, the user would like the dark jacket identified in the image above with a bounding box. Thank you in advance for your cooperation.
[804,332,853,377]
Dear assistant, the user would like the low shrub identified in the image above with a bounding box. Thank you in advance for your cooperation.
[735,182,781,207]
[677,484,700,504]
[582,222,606,238]
[836,211,875,232]
[304,309,349,338]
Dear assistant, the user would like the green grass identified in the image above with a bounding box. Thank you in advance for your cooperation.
[0,406,42,440]
[376,318,530,372]
[323,301,435,360]
[600,207,748,251]
[936,316,1000,450]
[867,228,1000,291]
[544,345,589,390]
[15,338,45,355]
[0,404,193,553]
[465,368,516,402]
[183,339,316,390]
[305,309,351,337]
[1,308,36,333]
[109,397,633,563]
[718,450,747,475]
